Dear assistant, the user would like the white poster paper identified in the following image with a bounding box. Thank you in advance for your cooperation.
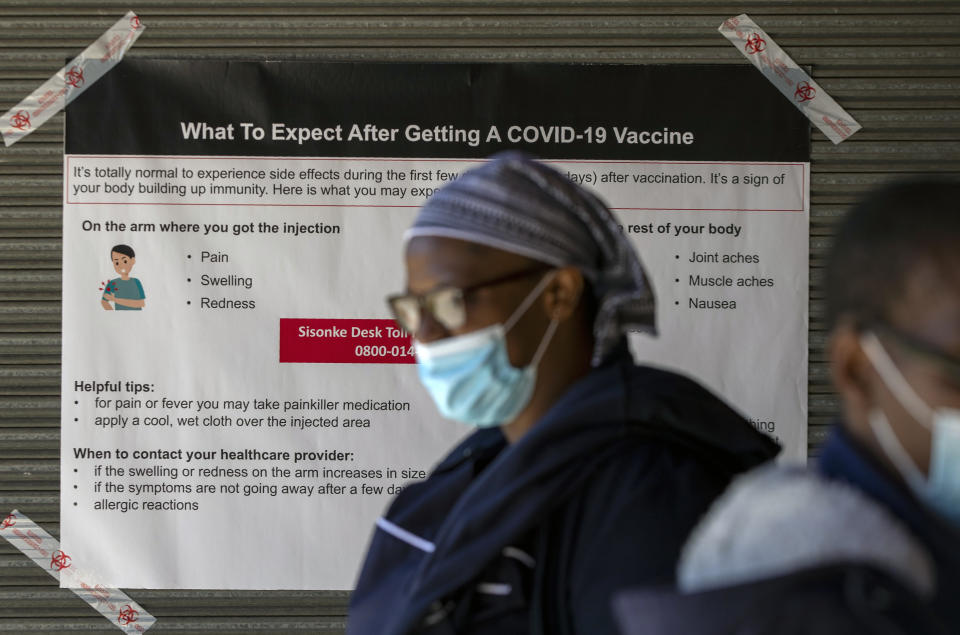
[62,61,809,589]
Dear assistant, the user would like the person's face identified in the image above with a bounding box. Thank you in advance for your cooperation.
[833,256,960,474]
[403,236,553,368]
[112,252,135,277]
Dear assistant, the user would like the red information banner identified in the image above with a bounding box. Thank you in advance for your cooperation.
[279,318,415,364]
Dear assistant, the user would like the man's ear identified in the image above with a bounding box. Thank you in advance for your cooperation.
[543,267,584,321]
[829,317,874,427]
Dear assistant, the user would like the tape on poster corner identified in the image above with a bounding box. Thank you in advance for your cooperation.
[718,14,860,144]
[0,510,156,633]
[0,11,144,147]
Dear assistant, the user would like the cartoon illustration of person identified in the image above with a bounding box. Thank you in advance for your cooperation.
[101,244,145,311]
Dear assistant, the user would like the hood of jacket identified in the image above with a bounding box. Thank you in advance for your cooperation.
[678,465,935,596]
[613,464,943,635]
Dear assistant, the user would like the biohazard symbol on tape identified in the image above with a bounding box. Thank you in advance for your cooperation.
[10,110,31,130]
[744,33,766,54]
[130,15,142,29]
[65,66,85,88]
[50,550,72,571]
[1,509,155,631]
[794,81,816,103]
[118,604,139,626]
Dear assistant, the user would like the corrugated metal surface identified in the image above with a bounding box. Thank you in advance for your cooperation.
[1,2,958,632]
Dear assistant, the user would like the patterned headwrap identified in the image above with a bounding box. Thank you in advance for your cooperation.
[405,152,657,365]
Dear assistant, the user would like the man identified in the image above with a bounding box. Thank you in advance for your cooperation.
[347,153,778,634]
[615,178,960,634]
[101,244,145,310]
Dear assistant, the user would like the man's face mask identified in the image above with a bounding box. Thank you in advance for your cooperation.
[413,271,558,428]
[860,331,960,527]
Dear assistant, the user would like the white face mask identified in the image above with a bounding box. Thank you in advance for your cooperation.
[861,332,960,527]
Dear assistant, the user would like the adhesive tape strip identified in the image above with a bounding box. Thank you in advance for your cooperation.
[1,509,156,633]
[718,14,861,144]
[0,11,144,147]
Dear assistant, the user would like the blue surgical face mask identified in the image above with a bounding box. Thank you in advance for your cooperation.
[861,332,960,527]
[414,272,558,428]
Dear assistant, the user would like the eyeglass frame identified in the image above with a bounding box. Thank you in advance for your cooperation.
[866,320,960,383]
[386,265,553,334]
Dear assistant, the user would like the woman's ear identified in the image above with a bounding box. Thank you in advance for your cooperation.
[544,267,584,321]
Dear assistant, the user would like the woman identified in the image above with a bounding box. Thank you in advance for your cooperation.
[347,153,778,634]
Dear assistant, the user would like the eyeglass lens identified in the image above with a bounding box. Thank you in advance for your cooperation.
[390,287,466,333]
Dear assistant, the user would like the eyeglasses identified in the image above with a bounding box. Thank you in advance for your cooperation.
[872,321,960,383]
[387,266,551,334]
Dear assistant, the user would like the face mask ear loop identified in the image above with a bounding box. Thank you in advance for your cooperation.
[530,318,560,368]
[861,332,934,428]
[503,270,557,333]
[868,409,928,488]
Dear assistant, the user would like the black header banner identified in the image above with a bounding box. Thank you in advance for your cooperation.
[66,60,809,161]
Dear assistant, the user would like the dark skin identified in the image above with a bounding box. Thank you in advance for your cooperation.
[830,255,960,477]
[405,235,594,442]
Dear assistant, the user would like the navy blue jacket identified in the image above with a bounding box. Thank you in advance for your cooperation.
[614,425,959,635]
[347,349,779,634]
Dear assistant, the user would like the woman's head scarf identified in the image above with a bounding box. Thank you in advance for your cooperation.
[405,152,657,365]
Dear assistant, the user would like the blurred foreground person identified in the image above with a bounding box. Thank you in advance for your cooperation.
[615,178,960,635]
[347,153,778,635]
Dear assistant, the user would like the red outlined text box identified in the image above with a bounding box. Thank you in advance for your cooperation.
[64,156,806,213]
[280,318,414,364]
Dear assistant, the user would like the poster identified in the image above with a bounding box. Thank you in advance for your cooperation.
[62,61,809,589]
